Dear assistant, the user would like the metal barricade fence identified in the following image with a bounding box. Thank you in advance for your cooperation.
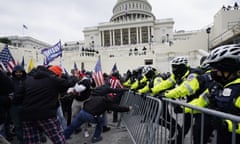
[119,91,240,144]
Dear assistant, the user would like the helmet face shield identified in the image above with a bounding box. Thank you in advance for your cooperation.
[171,64,188,78]
[209,58,240,72]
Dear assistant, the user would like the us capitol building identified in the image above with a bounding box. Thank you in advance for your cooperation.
[1,0,240,74]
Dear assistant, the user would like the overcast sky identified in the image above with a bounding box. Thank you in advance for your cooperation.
[0,0,237,44]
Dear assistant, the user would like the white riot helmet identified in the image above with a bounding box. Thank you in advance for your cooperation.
[171,57,188,65]
[206,44,240,72]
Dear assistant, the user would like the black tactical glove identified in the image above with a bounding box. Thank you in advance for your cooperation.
[148,80,154,88]
[156,92,165,100]
[140,93,147,100]
[212,117,228,131]
[174,105,183,113]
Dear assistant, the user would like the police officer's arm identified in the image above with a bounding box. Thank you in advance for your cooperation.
[138,82,150,94]
[164,73,200,99]
[123,78,131,87]
[184,89,210,113]
[224,95,240,134]
[151,74,176,96]
[130,79,139,90]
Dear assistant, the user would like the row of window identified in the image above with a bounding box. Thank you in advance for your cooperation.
[102,27,150,46]
[115,2,150,13]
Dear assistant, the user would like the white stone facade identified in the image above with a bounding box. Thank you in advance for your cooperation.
[1,0,240,74]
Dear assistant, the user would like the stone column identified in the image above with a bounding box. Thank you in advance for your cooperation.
[148,26,151,43]
[120,29,123,45]
[100,31,102,47]
[102,31,105,47]
[136,27,139,44]
[140,27,142,44]
[109,30,112,46]
[113,30,115,46]
[128,28,131,45]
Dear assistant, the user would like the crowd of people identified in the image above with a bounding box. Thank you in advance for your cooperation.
[0,62,132,144]
[1,43,240,144]
[222,2,239,11]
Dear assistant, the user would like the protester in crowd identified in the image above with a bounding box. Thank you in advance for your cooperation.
[109,71,125,122]
[60,69,80,126]
[91,83,128,132]
[234,2,239,10]
[63,91,132,143]
[9,65,26,144]
[0,70,13,144]
[14,65,77,144]
[151,56,202,144]
[66,70,96,137]
[184,44,240,144]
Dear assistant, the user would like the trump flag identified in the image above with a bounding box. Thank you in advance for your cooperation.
[41,41,62,65]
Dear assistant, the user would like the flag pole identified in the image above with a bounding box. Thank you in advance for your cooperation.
[59,40,63,69]
[22,26,24,36]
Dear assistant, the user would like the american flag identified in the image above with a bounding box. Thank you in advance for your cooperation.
[23,24,28,29]
[110,76,123,89]
[0,61,7,71]
[0,45,16,72]
[92,56,105,87]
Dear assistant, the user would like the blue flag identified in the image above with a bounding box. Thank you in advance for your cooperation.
[111,63,118,74]
[41,41,62,65]
[23,24,28,29]
[74,62,78,70]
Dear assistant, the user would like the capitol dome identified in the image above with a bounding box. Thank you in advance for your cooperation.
[111,0,155,22]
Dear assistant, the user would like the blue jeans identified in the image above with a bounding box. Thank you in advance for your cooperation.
[63,110,104,139]
[57,106,67,130]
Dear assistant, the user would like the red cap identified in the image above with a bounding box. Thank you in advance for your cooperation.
[48,65,62,77]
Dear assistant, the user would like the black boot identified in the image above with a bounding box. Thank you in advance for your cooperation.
[102,126,111,132]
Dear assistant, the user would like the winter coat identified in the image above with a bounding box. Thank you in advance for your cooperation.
[15,66,77,121]
[83,95,129,116]
[0,70,13,124]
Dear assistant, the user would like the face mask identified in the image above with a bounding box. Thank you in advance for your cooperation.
[172,65,187,79]
[210,70,234,85]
